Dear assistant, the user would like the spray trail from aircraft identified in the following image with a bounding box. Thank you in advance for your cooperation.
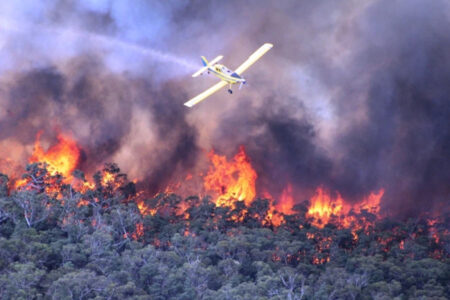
[0,17,197,71]
[59,28,197,70]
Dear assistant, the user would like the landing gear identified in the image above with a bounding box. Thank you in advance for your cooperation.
[228,89,233,94]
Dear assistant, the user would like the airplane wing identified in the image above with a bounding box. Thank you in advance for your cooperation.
[184,80,227,107]
[234,43,273,75]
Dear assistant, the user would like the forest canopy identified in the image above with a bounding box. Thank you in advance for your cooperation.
[0,163,448,299]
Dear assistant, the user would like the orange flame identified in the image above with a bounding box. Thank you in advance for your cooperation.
[307,187,345,227]
[265,184,296,226]
[307,187,384,229]
[276,183,295,215]
[131,222,144,240]
[29,132,80,180]
[137,200,156,216]
[204,146,257,208]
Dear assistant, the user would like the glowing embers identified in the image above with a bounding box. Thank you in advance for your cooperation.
[204,146,257,208]
[129,222,144,240]
[29,131,80,180]
[137,200,157,216]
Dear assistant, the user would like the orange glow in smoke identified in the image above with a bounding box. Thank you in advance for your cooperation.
[276,183,295,215]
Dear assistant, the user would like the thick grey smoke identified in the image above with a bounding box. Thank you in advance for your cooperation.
[329,1,450,215]
[0,56,199,193]
[189,0,450,216]
[0,0,449,217]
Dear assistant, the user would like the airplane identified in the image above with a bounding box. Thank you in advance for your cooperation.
[184,43,273,107]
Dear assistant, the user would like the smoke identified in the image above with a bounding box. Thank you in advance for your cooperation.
[190,0,450,216]
[329,0,450,215]
[0,0,449,217]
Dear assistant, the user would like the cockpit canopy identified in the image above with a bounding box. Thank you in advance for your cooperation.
[213,64,239,77]
[215,64,232,73]
[214,64,223,72]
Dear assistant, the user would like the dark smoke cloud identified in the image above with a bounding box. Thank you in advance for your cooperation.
[0,0,449,217]
[133,79,199,194]
[0,57,199,191]
[211,97,333,200]
[327,0,450,216]
[1,57,134,165]
[192,0,450,216]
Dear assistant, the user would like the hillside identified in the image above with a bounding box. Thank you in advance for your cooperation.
[0,163,448,299]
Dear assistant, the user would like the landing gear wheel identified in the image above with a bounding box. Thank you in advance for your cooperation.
[228,89,233,94]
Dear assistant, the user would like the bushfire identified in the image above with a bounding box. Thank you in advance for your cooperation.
[1,131,448,264]
[203,146,257,208]
[12,132,80,189]
[30,131,80,180]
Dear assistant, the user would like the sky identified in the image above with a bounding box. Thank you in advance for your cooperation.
[0,0,449,217]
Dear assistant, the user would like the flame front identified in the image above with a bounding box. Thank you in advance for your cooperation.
[307,187,345,227]
[29,132,80,180]
[204,146,257,208]
[3,130,447,264]
[306,187,384,229]
[15,133,387,231]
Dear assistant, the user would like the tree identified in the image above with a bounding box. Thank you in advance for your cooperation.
[13,190,52,227]
[181,257,210,299]
[58,185,89,242]
[0,174,8,198]
[47,270,109,299]
[0,262,45,300]
[0,175,13,225]
[278,267,307,300]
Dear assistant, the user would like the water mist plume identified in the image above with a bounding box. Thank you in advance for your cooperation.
[0,17,197,71]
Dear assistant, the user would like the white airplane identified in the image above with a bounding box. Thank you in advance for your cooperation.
[184,43,273,107]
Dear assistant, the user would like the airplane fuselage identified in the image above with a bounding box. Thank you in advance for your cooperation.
[208,64,246,85]
[186,43,272,107]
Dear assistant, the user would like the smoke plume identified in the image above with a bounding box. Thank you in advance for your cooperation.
[0,0,449,217]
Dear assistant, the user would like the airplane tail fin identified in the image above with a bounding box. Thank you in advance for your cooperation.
[201,56,208,66]
[192,55,223,77]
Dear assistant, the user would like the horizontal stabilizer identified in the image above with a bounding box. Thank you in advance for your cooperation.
[192,55,223,77]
